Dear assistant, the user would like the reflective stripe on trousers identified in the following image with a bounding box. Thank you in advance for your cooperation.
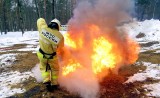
[37,50,59,85]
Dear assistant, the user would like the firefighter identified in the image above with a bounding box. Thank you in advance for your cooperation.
[37,18,64,92]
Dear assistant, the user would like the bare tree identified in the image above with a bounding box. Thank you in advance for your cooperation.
[44,0,47,19]
[152,0,158,19]
[0,0,2,34]
[35,0,40,18]
[52,0,55,19]
[0,0,86,32]
[2,0,7,34]
[17,0,24,35]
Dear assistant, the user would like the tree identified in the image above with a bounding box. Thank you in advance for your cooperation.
[2,0,8,34]
[135,0,160,20]
[44,0,47,19]
[0,0,2,34]
[52,0,55,19]
[0,0,80,33]
[55,0,76,24]
[17,0,24,35]
[152,0,158,19]
[35,0,41,18]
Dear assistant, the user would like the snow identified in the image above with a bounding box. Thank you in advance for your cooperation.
[123,19,160,41]
[125,62,160,83]
[122,19,160,53]
[123,19,160,96]
[143,82,160,97]
[124,65,160,95]
[0,31,38,97]
[0,20,160,97]
[0,54,16,68]
[0,31,38,48]
[0,71,34,98]
[154,50,160,53]
[17,45,38,53]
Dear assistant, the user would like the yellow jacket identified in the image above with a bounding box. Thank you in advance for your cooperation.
[37,18,64,54]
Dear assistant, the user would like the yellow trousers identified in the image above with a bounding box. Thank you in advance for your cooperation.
[37,51,59,85]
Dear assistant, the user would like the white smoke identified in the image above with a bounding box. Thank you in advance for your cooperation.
[31,64,43,82]
[58,68,99,98]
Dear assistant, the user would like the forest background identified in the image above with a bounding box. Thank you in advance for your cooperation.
[0,0,160,34]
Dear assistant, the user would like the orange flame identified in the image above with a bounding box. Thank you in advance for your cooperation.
[63,33,77,49]
[60,24,140,77]
[91,37,116,74]
[62,59,82,76]
[64,33,83,49]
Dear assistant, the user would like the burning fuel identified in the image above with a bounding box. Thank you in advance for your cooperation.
[58,0,138,98]
[92,37,116,74]
[62,59,82,76]
[62,28,139,77]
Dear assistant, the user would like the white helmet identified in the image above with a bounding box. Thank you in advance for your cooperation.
[51,18,61,30]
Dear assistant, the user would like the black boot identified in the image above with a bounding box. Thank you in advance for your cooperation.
[44,82,54,92]
[51,85,59,90]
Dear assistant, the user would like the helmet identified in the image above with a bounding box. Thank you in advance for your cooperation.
[50,18,61,30]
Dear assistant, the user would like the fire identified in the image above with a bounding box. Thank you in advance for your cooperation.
[62,59,82,76]
[91,37,116,74]
[63,33,77,48]
[126,38,140,64]
[60,24,140,77]
[63,33,83,49]
[89,24,100,33]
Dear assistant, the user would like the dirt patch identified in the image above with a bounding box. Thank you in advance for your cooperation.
[99,62,149,98]
[98,61,149,98]
[100,74,145,98]
[11,78,81,98]
[138,51,160,64]
[11,52,39,72]
[0,51,39,74]
[140,41,159,47]
[136,32,145,38]
[119,63,146,80]
[0,44,28,52]
[0,43,39,73]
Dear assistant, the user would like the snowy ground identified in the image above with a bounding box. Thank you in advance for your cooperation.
[0,31,39,97]
[122,19,160,97]
[0,20,160,97]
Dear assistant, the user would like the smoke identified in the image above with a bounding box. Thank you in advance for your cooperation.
[58,0,136,98]
[31,64,43,82]
[69,0,134,30]
[59,68,99,98]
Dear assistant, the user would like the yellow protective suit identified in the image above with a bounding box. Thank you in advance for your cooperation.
[37,18,64,85]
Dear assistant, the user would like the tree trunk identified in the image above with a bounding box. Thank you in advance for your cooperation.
[0,21,1,35]
[2,0,7,34]
[35,0,40,18]
[0,0,2,34]
[52,0,55,19]
[152,0,158,19]
[44,0,47,19]
[17,0,24,35]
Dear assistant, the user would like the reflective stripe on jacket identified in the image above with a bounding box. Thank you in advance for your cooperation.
[37,18,64,54]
